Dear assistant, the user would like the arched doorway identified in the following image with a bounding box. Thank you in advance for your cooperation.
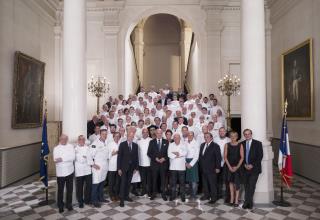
[118,6,207,97]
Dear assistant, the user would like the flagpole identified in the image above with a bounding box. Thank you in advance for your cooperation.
[272,99,291,207]
[38,99,55,206]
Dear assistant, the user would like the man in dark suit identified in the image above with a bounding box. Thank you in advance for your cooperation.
[198,132,222,204]
[147,129,169,201]
[117,130,139,207]
[241,129,263,209]
[87,115,99,138]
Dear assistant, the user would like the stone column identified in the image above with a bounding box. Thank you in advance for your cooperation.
[240,0,274,203]
[62,0,87,142]
[180,21,193,89]
[53,14,62,122]
[133,22,144,85]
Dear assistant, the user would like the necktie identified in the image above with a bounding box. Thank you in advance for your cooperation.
[158,139,161,151]
[202,143,208,155]
[246,141,250,164]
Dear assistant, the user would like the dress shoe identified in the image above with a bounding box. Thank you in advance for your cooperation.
[162,195,168,201]
[208,199,217,204]
[181,197,186,202]
[125,197,133,202]
[101,199,110,203]
[79,203,84,208]
[120,201,124,207]
[169,196,175,201]
[242,203,248,209]
[200,196,209,201]
[132,191,139,196]
[67,206,73,211]
[150,196,155,200]
[58,207,64,213]
[93,202,101,208]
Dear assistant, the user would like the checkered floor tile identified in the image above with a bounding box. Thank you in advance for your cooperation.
[0,168,320,220]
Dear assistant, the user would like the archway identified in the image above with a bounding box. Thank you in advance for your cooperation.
[118,6,207,97]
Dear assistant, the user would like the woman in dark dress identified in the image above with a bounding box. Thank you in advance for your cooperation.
[224,131,244,207]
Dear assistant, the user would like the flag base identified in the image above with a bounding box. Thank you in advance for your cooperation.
[272,200,291,207]
[38,199,55,207]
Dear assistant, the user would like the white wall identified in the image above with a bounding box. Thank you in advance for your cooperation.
[0,0,55,148]
[271,0,320,145]
[271,0,320,182]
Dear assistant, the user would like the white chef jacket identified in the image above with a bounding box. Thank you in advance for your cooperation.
[108,140,120,172]
[75,145,92,177]
[138,137,152,167]
[87,138,109,184]
[89,133,100,144]
[168,142,187,171]
[53,144,75,177]
[214,136,230,167]
[185,139,200,167]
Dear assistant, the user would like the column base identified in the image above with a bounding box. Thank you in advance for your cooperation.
[254,143,274,204]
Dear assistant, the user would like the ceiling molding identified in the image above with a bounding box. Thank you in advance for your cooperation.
[269,0,300,24]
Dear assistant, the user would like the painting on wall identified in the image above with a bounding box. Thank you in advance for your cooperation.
[12,51,45,128]
[282,38,314,120]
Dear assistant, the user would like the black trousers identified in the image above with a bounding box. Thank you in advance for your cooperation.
[202,171,217,201]
[170,170,186,199]
[139,166,152,195]
[151,166,167,196]
[76,174,92,205]
[57,173,74,209]
[119,168,134,201]
[108,171,120,197]
[244,172,259,206]
[217,166,230,201]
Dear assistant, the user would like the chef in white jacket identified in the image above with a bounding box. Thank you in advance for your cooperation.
[137,128,152,196]
[53,134,75,213]
[168,133,187,202]
[87,129,109,208]
[185,131,200,200]
[108,132,121,201]
[74,135,92,208]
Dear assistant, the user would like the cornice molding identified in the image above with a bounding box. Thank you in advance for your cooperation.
[269,0,300,24]
[22,0,56,25]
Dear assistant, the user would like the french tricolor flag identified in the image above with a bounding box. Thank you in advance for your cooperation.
[278,116,293,187]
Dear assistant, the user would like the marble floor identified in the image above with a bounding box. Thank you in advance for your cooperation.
[0,169,320,220]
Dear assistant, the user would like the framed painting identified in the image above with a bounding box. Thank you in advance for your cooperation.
[12,51,45,128]
[281,38,314,120]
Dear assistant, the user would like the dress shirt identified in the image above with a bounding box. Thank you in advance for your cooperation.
[53,144,75,177]
[168,142,187,171]
[245,139,252,164]
[108,141,120,171]
[214,136,230,166]
[186,139,200,167]
[138,137,152,167]
[75,145,91,177]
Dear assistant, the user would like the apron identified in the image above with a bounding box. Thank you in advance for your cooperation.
[185,158,199,183]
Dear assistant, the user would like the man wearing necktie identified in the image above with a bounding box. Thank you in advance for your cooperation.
[198,132,222,204]
[147,129,169,201]
[117,130,139,207]
[241,129,263,210]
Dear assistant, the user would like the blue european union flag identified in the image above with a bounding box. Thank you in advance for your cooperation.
[40,115,49,188]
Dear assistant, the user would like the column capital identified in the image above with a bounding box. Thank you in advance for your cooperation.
[54,26,62,38]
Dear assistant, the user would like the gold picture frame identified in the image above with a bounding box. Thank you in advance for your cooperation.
[281,38,314,120]
[12,51,45,128]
